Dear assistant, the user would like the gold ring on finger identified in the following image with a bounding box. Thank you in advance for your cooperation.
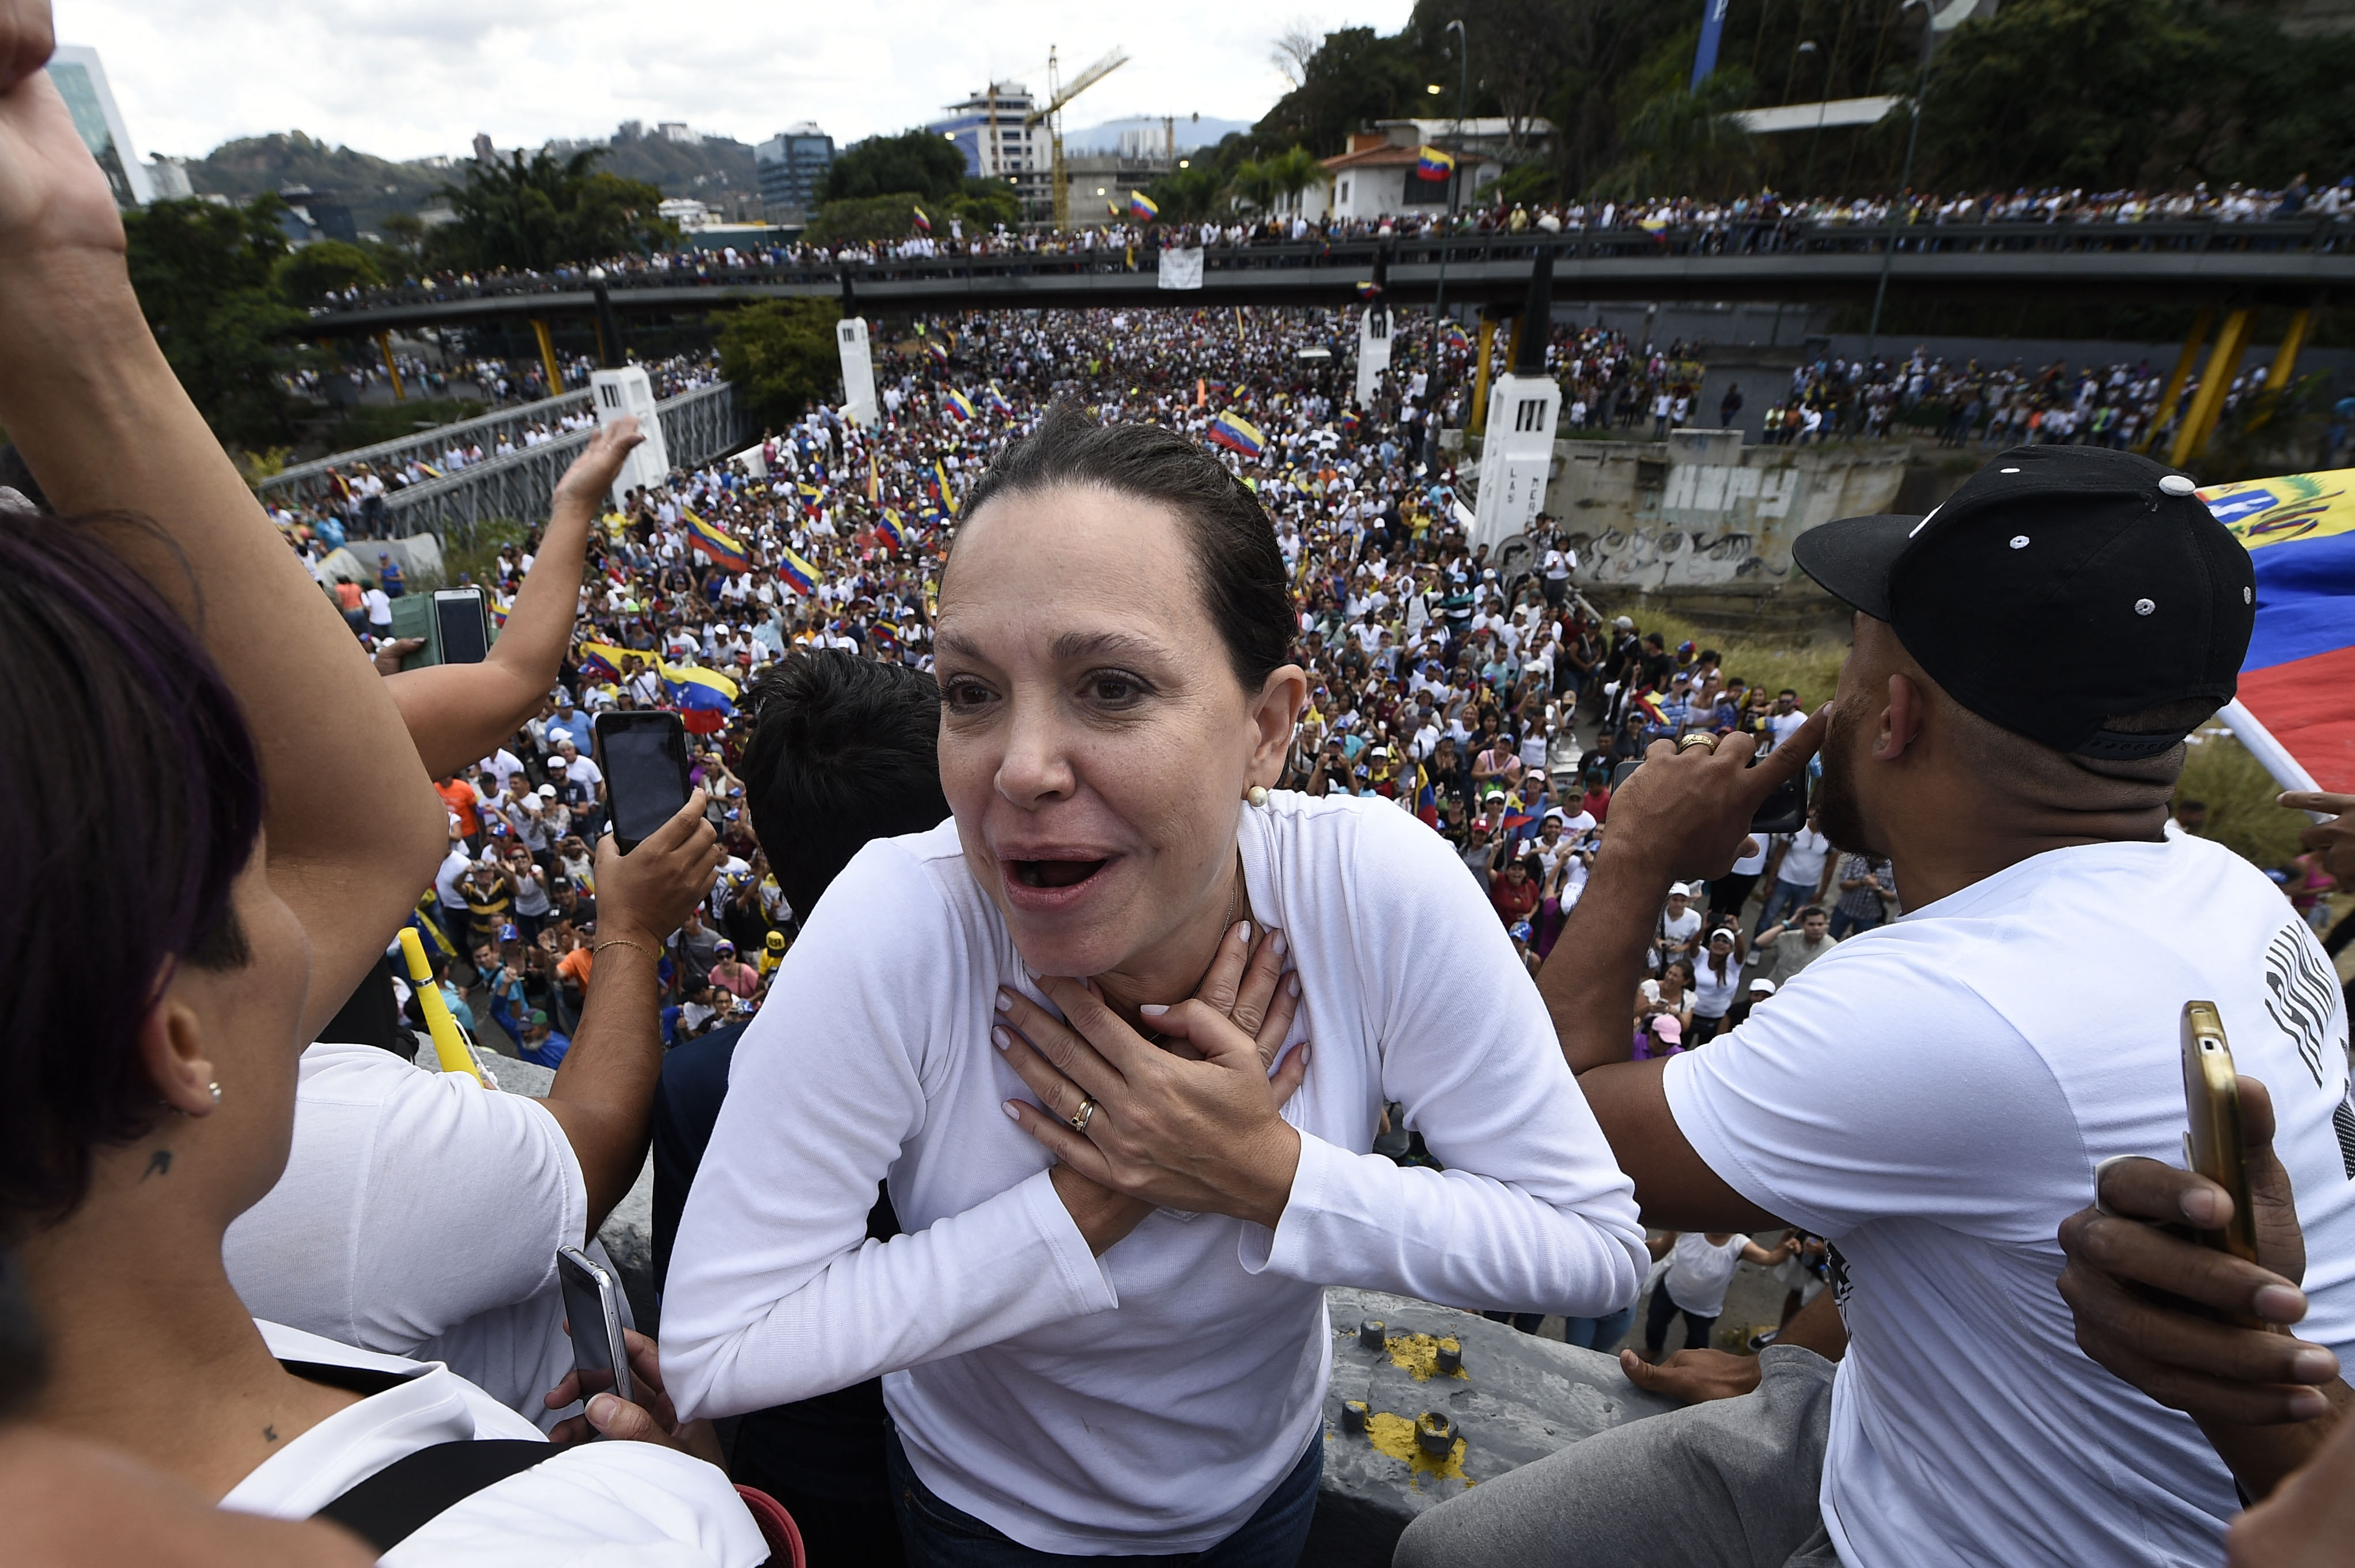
[1678,732,1718,753]
[1069,1097,1098,1134]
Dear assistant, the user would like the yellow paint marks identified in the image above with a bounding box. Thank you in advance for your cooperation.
[1364,1412,1471,1484]
[1382,1332,1471,1382]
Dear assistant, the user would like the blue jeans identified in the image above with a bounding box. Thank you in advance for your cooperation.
[1751,877,1815,936]
[1562,1303,1636,1351]
[887,1427,1321,1567]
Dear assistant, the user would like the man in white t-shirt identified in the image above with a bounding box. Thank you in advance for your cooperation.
[1406,447,2353,1568]
[226,797,721,1431]
[1764,688,1808,752]
[1755,806,1834,932]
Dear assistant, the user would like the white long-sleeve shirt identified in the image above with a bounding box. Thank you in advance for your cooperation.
[663,792,1645,1555]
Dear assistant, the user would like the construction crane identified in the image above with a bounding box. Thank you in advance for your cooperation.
[1025,44,1129,232]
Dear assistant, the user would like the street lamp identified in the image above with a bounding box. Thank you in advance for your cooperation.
[1781,39,1816,106]
[1426,17,1468,470]
[1865,0,1936,363]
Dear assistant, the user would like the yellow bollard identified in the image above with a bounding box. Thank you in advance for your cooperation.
[398,927,484,1083]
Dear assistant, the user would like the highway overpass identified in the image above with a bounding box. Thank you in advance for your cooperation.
[303,219,2355,338]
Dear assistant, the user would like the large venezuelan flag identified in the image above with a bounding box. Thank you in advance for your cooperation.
[2200,467,2355,791]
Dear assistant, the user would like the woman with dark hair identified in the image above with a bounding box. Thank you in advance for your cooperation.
[1490,849,1544,928]
[0,33,762,1562]
[667,407,1646,1563]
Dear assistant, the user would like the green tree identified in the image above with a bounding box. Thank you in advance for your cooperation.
[427,148,674,272]
[805,191,937,245]
[822,129,971,204]
[272,238,380,304]
[716,299,842,429]
[1254,27,1427,156]
[1914,0,2355,191]
[123,195,306,447]
[1596,69,1760,199]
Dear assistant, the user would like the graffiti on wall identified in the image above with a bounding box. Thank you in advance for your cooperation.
[1564,527,1785,589]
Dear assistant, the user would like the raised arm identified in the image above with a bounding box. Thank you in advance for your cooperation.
[0,61,443,1040]
[1536,716,1825,1230]
[385,421,643,780]
[543,792,721,1230]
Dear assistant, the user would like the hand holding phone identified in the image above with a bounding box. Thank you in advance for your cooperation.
[2181,1003,2263,1275]
[555,1245,633,1409]
[592,711,690,855]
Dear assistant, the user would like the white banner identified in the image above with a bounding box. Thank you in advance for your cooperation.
[1158,247,1204,290]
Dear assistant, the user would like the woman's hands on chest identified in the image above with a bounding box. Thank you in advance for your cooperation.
[998,921,1311,1250]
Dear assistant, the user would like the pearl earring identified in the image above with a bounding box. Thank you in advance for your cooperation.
[208,1081,222,1106]
[1247,786,1270,808]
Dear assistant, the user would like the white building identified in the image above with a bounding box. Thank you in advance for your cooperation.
[930,82,1046,216]
[48,45,152,207]
[1309,119,1549,223]
[147,153,193,201]
[658,197,715,231]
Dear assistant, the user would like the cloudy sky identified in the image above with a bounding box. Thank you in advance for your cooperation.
[60,0,1415,164]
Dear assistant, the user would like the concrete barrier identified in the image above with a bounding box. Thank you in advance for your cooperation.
[1547,433,1910,595]
[1307,1287,1679,1566]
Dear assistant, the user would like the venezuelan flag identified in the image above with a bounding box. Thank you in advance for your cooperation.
[576,643,625,685]
[986,381,1013,415]
[663,662,740,713]
[684,511,750,573]
[943,388,976,424]
[1129,190,1159,221]
[927,341,951,366]
[1205,410,1266,459]
[876,510,908,551]
[1355,280,1382,300]
[1417,145,1456,180]
[2201,467,2355,790]
[911,205,931,232]
[935,460,958,515]
[1442,323,1469,352]
[779,547,821,597]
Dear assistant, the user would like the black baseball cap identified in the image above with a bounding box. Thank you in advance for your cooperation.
[1793,445,2254,760]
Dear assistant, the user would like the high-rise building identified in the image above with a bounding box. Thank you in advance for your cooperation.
[472,131,495,163]
[929,82,1045,216]
[754,124,833,220]
[47,46,152,208]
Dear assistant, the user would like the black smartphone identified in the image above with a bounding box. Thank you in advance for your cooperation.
[555,1245,634,1405]
[1613,748,1809,835]
[433,588,491,665]
[592,710,690,854]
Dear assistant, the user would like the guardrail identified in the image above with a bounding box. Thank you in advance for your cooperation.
[259,389,595,509]
[365,381,744,546]
[305,216,2355,320]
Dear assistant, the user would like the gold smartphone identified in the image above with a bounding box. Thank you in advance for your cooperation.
[2180,1002,2261,1270]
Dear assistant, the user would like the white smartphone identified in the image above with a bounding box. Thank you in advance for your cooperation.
[555,1245,634,1406]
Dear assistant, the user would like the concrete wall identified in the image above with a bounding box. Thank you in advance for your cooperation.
[1545,430,1910,595]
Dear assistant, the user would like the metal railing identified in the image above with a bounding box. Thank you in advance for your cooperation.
[305,215,2355,318]
[369,381,746,546]
[258,389,595,508]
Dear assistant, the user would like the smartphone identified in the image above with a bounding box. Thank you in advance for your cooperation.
[1612,752,1809,834]
[555,1245,634,1406]
[433,588,491,665]
[592,710,690,854]
[2180,1002,2262,1276]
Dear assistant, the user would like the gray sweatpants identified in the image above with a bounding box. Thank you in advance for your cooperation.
[1393,1346,1838,1568]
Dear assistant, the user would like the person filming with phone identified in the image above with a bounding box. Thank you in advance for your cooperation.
[1401,445,2355,1568]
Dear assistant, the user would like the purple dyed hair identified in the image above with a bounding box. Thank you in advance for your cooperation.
[0,509,263,1229]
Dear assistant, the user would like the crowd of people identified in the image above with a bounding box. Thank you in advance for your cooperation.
[312,169,2355,319]
[6,6,2355,1565]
